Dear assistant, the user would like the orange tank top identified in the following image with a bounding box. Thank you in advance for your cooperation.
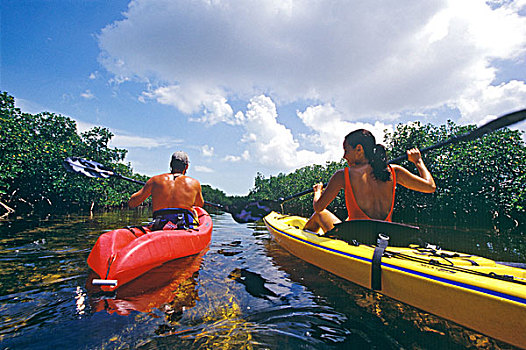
[344,166,396,222]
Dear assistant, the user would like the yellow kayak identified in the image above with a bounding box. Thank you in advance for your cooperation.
[263,211,526,348]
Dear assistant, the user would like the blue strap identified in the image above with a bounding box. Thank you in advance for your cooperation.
[151,208,198,230]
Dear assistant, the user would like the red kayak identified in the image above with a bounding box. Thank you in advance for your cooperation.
[87,207,212,291]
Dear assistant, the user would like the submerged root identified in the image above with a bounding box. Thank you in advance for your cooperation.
[0,201,15,218]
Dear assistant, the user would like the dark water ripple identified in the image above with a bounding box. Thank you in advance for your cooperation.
[0,209,523,349]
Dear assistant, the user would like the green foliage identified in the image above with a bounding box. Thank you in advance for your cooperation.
[0,91,146,214]
[248,161,349,219]
[201,184,234,210]
[385,120,526,225]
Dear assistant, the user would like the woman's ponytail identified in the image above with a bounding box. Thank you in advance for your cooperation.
[369,144,390,181]
[345,129,391,182]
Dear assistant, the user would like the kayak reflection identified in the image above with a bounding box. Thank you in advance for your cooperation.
[86,250,207,316]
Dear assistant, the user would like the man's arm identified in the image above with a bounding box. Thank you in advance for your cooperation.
[193,181,205,207]
[128,179,153,208]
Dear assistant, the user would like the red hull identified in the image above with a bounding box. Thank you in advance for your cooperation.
[87,251,205,315]
[87,207,212,291]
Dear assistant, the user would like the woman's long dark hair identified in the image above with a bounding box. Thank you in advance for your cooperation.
[344,129,391,182]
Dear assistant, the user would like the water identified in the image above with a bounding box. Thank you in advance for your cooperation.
[0,209,523,349]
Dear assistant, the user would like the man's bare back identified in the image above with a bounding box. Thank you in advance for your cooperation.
[128,151,204,212]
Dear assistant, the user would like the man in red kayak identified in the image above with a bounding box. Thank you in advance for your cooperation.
[304,129,436,233]
[128,151,204,230]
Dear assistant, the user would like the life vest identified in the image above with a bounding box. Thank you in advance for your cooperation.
[151,208,199,230]
[344,166,396,222]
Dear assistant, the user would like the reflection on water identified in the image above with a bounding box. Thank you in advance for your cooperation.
[86,251,204,317]
[0,209,523,349]
[228,268,280,300]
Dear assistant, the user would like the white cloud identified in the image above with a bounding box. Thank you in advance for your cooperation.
[224,150,249,162]
[224,155,242,162]
[80,90,95,99]
[194,165,214,173]
[98,0,526,124]
[201,145,214,157]
[97,0,526,169]
[234,95,324,169]
[220,96,396,170]
[457,80,526,125]
[297,104,393,161]
[143,84,235,125]
[75,120,96,133]
[14,98,49,115]
[109,134,181,149]
[75,119,181,149]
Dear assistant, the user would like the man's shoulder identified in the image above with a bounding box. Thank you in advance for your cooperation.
[149,173,200,186]
[183,175,201,185]
[151,173,171,179]
[148,173,173,183]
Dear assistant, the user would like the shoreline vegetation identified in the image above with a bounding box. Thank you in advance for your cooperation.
[1,91,525,229]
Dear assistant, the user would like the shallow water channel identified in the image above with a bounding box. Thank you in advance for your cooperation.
[0,209,524,349]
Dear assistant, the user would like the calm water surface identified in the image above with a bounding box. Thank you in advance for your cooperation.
[0,209,524,349]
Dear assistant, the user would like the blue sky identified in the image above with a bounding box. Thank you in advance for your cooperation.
[2,0,526,195]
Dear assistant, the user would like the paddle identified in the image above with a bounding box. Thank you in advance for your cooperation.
[230,108,526,222]
[388,108,526,164]
[62,157,229,213]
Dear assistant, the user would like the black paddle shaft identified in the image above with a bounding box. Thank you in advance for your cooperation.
[389,108,526,164]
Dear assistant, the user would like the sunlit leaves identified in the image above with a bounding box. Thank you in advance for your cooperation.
[385,120,525,226]
[0,92,147,213]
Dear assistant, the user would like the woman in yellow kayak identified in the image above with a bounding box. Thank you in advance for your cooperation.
[304,129,436,233]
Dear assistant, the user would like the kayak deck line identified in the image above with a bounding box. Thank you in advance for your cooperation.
[382,261,526,305]
[384,250,526,286]
[263,217,526,306]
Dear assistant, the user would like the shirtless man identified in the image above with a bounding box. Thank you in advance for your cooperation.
[128,151,204,229]
[304,129,436,233]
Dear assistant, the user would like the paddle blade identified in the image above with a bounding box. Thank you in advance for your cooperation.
[63,157,114,179]
[228,200,282,223]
